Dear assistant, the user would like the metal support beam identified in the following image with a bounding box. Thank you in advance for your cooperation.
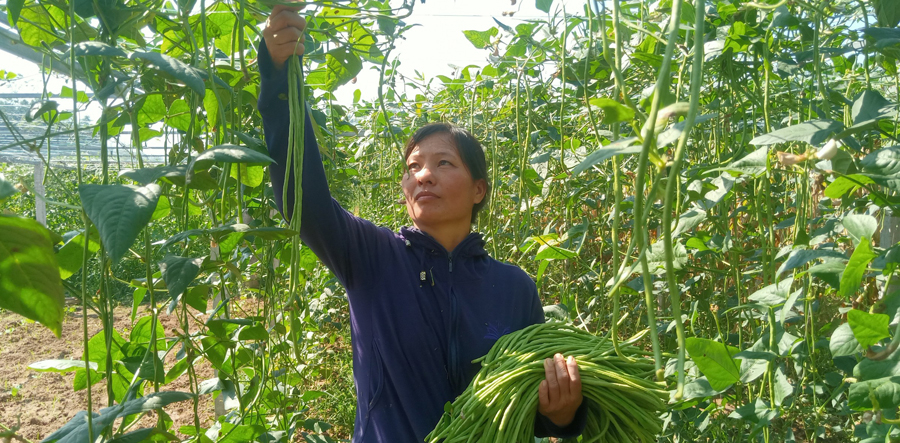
[0,12,86,80]
[33,162,45,226]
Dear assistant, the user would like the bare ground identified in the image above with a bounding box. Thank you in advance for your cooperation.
[0,303,215,442]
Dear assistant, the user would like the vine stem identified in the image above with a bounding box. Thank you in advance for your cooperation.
[632,0,686,380]
[661,0,706,400]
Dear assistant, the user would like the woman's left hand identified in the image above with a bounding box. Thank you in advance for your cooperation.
[538,353,583,427]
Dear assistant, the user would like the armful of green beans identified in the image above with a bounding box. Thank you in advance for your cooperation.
[426,322,669,443]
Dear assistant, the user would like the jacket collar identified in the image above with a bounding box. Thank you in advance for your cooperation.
[399,226,487,259]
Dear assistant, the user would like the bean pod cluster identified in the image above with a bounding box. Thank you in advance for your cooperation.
[426,322,669,443]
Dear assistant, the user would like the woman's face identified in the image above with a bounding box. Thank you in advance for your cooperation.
[401,133,486,231]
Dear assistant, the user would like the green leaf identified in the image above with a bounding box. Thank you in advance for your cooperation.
[78,184,161,265]
[0,216,65,337]
[773,365,794,406]
[130,52,206,97]
[825,174,875,199]
[714,147,769,177]
[28,359,98,372]
[852,90,897,127]
[189,145,274,173]
[840,237,878,298]
[119,165,189,186]
[572,137,641,175]
[588,98,635,124]
[848,309,891,349]
[749,119,843,146]
[807,261,845,289]
[183,285,209,313]
[117,391,196,418]
[73,41,127,58]
[0,174,19,202]
[536,0,553,13]
[685,337,741,391]
[130,315,166,349]
[307,47,363,92]
[672,208,707,238]
[57,229,101,280]
[849,376,900,410]
[462,28,498,49]
[644,240,688,273]
[657,114,718,149]
[830,322,863,357]
[106,428,157,443]
[843,214,879,246]
[727,398,776,426]
[160,256,204,301]
[747,278,794,307]
[230,164,264,188]
[777,248,846,277]
[7,0,25,26]
[862,146,900,177]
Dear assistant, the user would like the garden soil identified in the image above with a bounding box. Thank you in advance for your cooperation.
[0,302,216,441]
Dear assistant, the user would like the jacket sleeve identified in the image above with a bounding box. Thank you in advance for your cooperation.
[257,39,381,289]
[528,285,589,438]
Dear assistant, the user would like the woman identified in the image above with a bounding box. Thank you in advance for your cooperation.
[258,4,587,441]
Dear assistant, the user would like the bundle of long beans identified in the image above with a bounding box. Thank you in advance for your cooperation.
[426,323,668,443]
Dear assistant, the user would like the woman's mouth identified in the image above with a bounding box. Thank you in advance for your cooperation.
[415,191,438,201]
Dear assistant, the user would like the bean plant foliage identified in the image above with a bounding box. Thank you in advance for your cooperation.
[0,0,898,440]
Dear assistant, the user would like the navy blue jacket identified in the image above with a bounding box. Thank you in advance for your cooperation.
[257,40,587,442]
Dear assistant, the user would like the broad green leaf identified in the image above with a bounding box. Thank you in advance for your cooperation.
[7,0,25,26]
[117,391,196,418]
[773,365,794,406]
[830,322,863,357]
[862,146,900,178]
[852,90,897,127]
[79,184,161,265]
[681,377,726,400]
[160,256,204,301]
[715,147,769,177]
[825,174,875,199]
[238,325,269,341]
[777,248,846,277]
[536,0,553,13]
[0,174,18,202]
[189,145,274,172]
[685,337,741,391]
[848,309,891,349]
[747,278,794,307]
[130,315,166,349]
[728,398,776,425]
[876,0,900,27]
[645,240,688,273]
[840,237,878,298]
[0,216,65,336]
[106,428,156,443]
[57,229,101,280]
[462,28,498,49]
[230,164,264,188]
[572,137,641,175]
[25,100,57,122]
[588,98,635,124]
[849,376,900,410]
[183,285,209,312]
[657,114,718,149]
[843,214,879,246]
[137,94,166,125]
[749,119,843,146]
[307,47,363,92]
[807,261,845,289]
[130,52,206,97]
[672,208,707,238]
[28,359,98,372]
[217,423,266,443]
[73,41,127,58]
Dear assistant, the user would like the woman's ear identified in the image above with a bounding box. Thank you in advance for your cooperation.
[474,178,487,204]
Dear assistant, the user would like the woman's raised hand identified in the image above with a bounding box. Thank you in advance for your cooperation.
[262,1,307,71]
[538,353,583,427]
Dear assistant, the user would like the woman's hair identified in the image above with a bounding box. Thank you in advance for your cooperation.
[403,123,491,224]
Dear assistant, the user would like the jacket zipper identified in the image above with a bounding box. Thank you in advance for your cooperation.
[448,253,462,393]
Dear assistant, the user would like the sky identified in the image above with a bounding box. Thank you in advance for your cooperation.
[0,0,586,107]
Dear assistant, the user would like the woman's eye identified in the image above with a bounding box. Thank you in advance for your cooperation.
[407,163,419,170]
[439,160,451,166]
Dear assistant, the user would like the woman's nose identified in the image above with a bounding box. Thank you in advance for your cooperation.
[415,166,434,183]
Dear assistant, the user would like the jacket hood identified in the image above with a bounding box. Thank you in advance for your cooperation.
[398,226,488,259]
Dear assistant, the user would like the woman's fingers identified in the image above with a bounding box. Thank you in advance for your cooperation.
[553,353,571,398]
[567,355,582,393]
[270,1,305,16]
[543,357,560,404]
[270,27,305,47]
[266,10,306,35]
